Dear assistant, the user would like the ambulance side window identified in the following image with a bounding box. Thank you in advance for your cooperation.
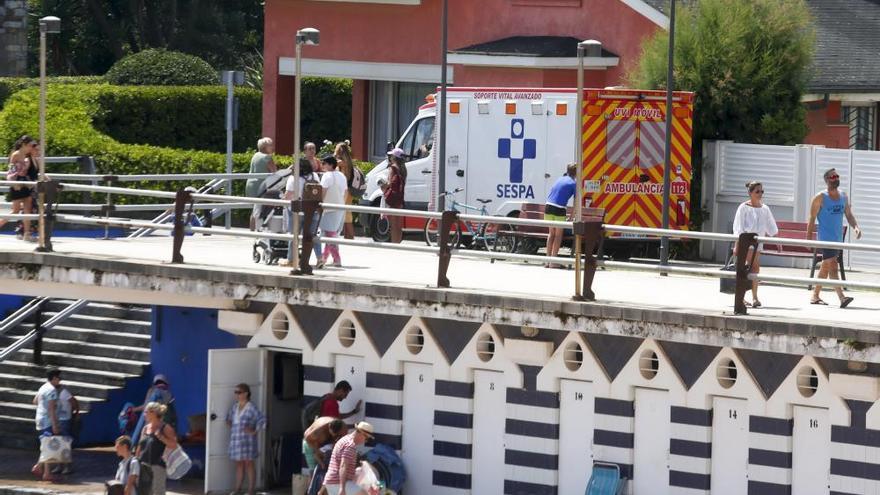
[413,118,435,159]
[398,126,415,162]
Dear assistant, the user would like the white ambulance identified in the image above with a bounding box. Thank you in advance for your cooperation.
[362,86,694,242]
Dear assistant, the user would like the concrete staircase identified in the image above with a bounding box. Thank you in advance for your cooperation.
[0,299,151,449]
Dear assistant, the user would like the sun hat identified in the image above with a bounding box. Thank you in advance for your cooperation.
[153,374,169,385]
[355,421,374,438]
[387,147,405,159]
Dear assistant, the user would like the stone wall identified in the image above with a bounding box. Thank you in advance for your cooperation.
[0,0,28,76]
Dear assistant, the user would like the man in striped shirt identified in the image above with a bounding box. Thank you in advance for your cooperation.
[323,421,374,495]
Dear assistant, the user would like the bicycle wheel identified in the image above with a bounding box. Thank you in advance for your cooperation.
[484,222,518,253]
[424,217,461,248]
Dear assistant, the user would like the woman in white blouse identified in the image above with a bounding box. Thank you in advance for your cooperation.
[732,181,778,308]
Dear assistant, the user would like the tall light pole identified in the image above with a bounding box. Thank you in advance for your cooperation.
[221,70,244,229]
[437,0,448,211]
[574,40,600,299]
[37,16,60,252]
[289,27,319,271]
[660,0,677,269]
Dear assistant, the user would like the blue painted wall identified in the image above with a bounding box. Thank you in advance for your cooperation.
[0,294,26,319]
[78,306,245,458]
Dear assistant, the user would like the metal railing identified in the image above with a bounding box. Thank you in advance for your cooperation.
[0,298,88,363]
[1,176,877,316]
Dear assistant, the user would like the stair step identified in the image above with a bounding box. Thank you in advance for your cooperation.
[40,313,152,334]
[10,350,148,375]
[0,374,114,400]
[0,401,38,419]
[0,387,101,407]
[0,414,38,433]
[0,360,134,388]
[45,300,152,322]
[0,336,150,361]
[4,324,151,347]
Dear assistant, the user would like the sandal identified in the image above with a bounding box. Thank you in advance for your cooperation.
[810,298,828,305]
[315,259,326,269]
[840,296,854,309]
[752,300,762,308]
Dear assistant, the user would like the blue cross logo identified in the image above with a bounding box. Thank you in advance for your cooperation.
[497,119,537,183]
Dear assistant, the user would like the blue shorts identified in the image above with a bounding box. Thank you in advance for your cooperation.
[38,421,71,438]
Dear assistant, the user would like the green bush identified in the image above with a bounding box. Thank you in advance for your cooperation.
[92,86,262,153]
[0,85,252,203]
[300,77,352,145]
[0,76,106,110]
[105,49,217,86]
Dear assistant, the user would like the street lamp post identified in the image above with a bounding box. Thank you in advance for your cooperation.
[289,28,319,272]
[574,40,600,299]
[37,16,61,252]
[660,0,677,269]
[221,70,244,229]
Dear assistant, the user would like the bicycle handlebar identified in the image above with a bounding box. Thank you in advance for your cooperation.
[437,187,464,198]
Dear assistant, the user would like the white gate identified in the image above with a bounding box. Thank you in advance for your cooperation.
[401,362,434,494]
[334,355,366,424]
[472,370,506,494]
[710,397,749,494]
[792,406,831,495]
[558,379,595,495]
[634,388,670,495]
[205,348,267,494]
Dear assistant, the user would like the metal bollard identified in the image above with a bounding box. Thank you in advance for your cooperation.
[436,210,459,288]
[36,180,61,253]
[171,188,193,263]
[572,220,604,301]
[733,232,759,315]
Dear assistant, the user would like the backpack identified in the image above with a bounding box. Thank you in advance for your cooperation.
[301,394,329,431]
[349,167,367,198]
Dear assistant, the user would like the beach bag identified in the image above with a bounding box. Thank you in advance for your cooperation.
[39,435,72,463]
[300,394,329,432]
[720,255,736,294]
[162,445,192,480]
[291,473,309,495]
[104,480,124,495]
[349,167,367,198]
[119,402,137,435]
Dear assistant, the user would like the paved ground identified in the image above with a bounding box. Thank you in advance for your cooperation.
[2,232,880,332]
[0,447,202,495]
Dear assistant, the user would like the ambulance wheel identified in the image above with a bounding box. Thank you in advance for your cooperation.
[518,238,540,255]
[424,217,461,248]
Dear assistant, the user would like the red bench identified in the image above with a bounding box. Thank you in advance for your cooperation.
[758,221,846,280]
[501,203,605,254]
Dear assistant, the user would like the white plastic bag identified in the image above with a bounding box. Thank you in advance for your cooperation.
[39,435,72,463]
[355,461,380,494]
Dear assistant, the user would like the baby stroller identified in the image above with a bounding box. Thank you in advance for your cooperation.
[252,169,291,265]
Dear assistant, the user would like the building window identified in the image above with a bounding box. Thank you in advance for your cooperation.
[842,104,876,150]
[369,81,437,162]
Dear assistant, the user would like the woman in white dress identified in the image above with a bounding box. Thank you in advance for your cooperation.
[732,181,778,308]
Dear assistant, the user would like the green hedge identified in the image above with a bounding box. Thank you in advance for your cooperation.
[0,76,106,110]
[92,86,262,153]
[300,77,352,145]
[105,49,218,86]
[0,84,252,202]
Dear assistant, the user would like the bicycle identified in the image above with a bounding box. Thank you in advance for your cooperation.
[423,188,517,253]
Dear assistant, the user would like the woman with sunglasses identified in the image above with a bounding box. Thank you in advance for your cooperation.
[2,135,39,241]
[732,181,778,308]
[225,383,266,495]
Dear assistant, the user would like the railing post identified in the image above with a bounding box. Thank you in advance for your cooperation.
[171,188,193,263]
[572,220,603,301]
[437,210,458,288]
[32,304,44,365]
[35,180,60,253]
[101,176,116,240]
[734,232,758,315]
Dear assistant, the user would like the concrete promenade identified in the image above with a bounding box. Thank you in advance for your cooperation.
[1,234,879,353]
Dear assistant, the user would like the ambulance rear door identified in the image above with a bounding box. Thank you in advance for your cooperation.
[544,94,577,201]
[467,92,547,212]
[441,95,469,203]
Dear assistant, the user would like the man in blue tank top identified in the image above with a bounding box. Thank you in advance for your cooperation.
[806,168,862,308]
[544,163,577,268]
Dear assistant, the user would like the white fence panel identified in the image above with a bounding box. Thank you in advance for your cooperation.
[848,151,880,269]
[718,143,797,203]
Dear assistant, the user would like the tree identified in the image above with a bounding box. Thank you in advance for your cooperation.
[25,0,264,76]
[627,0,815,146]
